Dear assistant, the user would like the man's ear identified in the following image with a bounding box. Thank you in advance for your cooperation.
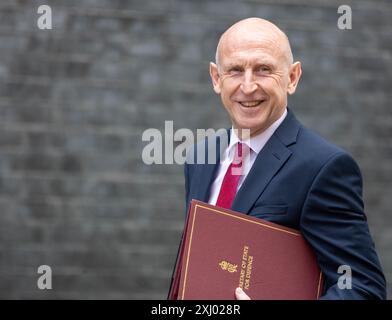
[209,62,221,94]
[287,61,302,95]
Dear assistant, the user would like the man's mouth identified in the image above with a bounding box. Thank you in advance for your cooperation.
[238,100,265,108]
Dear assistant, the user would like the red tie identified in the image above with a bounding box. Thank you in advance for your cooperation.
[216,143,248,209]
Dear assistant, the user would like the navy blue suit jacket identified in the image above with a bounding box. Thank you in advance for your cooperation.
[184,109,386,299]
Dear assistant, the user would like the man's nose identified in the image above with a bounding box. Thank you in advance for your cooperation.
[240,71,258,94]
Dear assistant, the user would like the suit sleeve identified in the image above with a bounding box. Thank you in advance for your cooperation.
[300,152,386,299]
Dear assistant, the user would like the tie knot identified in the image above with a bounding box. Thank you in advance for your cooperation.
[233,142,249,167]
[237,142,243,157]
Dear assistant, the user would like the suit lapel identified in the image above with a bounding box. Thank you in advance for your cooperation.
[193,130,228,202]
[231,109,301,214]
[196,163,218,202]
[231,134,292,213]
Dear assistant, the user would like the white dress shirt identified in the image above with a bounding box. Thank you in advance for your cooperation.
[208,109,288,205]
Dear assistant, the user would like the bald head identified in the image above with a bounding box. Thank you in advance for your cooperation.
[215,18,293,70]
[209,17,302,138]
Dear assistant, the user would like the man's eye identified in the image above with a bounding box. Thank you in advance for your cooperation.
[257,66,271,73]
[228,68,242,74]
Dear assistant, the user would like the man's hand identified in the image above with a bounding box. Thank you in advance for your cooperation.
[235,287,251,300]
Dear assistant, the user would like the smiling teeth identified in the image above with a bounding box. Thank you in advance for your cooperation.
[240,101,261,107]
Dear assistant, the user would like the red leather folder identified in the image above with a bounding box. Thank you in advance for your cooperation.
[168,200,323,300]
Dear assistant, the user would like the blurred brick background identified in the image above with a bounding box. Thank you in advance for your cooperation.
[0,0,391,299]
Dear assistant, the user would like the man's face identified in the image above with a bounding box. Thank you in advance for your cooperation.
[210,35,301,137]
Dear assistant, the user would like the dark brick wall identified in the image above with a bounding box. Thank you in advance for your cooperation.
[0,0,391,299]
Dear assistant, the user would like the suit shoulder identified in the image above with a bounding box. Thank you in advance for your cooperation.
[296,125,358,167]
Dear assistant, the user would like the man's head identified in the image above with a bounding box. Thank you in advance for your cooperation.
[210,17,302,137]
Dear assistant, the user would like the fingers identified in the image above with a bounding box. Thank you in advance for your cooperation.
[235,287,251,300]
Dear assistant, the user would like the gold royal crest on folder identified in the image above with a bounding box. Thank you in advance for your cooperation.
[219,260,238,273]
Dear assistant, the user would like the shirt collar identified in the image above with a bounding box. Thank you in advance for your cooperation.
[227,108,288,157]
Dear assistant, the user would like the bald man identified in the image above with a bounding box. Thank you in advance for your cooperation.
[183,18,386,299]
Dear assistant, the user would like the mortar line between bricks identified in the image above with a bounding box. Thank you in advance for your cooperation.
[0,243,175,254]
[0,122,232,141]
[0,171,184,183]
[0,268,173,278]
[1,27,391,57]
[2,1,391,19]
[0,51,207,66]
[0,122,159,135]
[1,0,391,11]
[0,75,211,93]
[0,196,186,209]
[1,22,391,43]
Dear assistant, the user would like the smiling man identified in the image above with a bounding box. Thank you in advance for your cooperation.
[210,17,299,139]
[183,18,386,299]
